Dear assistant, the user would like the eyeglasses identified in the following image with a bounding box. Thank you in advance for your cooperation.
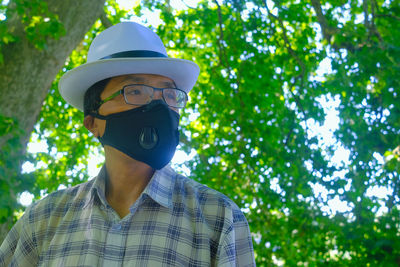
[95,84,188,110]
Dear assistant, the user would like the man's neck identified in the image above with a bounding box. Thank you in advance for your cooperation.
[103,145,155,218]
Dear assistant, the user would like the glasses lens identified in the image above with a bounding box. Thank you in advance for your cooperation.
[124,85,153,105]
[163,88,187,108]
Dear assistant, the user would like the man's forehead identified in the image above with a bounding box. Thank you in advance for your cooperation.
[112,74,176,87]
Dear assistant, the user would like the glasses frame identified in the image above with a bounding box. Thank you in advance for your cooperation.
[94,84,188,111]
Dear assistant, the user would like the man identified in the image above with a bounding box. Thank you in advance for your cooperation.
[0,22,255,266]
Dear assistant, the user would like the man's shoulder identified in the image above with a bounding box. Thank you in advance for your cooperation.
[173,173,235,203]
[26,179,94,220]
[173,172,246,223]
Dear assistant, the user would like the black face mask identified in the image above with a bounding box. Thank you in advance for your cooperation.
[91,100,180,170]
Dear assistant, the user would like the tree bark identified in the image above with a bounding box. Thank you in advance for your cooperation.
[0,0,106,244]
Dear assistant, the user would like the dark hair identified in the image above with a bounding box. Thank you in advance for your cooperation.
[83,78,111,117]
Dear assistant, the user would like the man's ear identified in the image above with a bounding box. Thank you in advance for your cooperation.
[83,115,100,137]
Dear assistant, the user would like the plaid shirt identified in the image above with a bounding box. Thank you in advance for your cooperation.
[0,165,255,266]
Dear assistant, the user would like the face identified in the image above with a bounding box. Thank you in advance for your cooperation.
[99,73,179,115]
[84,73,179,137]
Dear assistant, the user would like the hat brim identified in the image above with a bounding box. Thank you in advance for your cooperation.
[59,58,200,111]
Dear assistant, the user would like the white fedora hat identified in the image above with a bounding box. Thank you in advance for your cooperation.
[59,21,200,111]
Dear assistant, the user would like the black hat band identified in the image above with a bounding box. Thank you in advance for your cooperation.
[100,50,167,60]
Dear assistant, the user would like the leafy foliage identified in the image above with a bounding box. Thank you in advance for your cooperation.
[1,0,65,53]
[1,0,400,265]
[0,114,34,223]
[156,1,334,265]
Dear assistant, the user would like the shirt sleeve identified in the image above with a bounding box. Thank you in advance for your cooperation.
[0,207,39,266]
[216,209,256,267]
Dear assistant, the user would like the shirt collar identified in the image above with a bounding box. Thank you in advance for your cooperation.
[92,166,109,207]
[142,165,175,209]
[86,164,176,210]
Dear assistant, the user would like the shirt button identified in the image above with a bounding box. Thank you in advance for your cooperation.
[112,223,122,230]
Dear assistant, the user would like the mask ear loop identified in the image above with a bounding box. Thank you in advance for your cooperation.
[90,112,107,120]
[86,112,106,143]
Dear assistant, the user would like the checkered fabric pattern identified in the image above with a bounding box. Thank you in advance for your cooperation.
[0,165,255,266]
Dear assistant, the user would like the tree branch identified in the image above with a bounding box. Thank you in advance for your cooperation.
[100,9,112,28]
[262,0,306,79]
[289,75,310,135]
[181,0,197,10]
[284,125,294,146]
[310,0,336,43]
[363,0,370,30]
[180,130,212,172]
[213,0,229,68]
[309,0,359,52]
[262,0,310,136]
[310,0,387,53]
[375,13,400,21]
[370,0,384,43]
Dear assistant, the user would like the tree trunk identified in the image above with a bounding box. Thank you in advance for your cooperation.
[0,0,106,244]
